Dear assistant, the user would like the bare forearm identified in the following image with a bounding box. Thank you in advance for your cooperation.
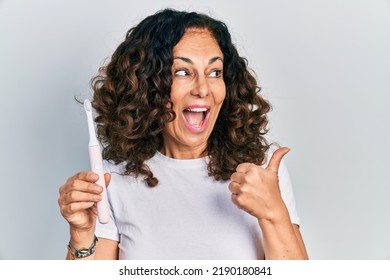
[67,227,119,260]
[259,210,308,260]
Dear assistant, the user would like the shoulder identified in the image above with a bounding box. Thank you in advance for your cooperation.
[103,160,127,174]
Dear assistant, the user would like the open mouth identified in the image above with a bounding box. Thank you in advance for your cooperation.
[182,106,210,130]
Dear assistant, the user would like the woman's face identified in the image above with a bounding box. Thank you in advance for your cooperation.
[161,28,226,159]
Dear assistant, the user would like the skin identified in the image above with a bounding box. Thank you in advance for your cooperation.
[161,28,226,159]
[230,147,308,259]
[58,28,308,260]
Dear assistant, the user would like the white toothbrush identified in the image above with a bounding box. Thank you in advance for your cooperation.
[83,99,110,224]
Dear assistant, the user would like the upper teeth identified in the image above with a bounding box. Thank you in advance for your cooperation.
[186,108,208,112]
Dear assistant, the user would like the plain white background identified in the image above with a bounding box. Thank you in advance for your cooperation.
[0,0,389,259]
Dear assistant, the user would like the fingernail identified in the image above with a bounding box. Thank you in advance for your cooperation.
[86,202,94,208]
[94,195,102,201]
[90,174,98,181]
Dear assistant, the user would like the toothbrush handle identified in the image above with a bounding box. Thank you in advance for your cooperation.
[88,145,110,224]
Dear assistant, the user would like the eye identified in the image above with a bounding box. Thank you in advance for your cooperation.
[209,69,223,78]
[174,69,189,76]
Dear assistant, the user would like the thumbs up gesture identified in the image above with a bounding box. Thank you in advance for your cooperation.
[229,147,290,222]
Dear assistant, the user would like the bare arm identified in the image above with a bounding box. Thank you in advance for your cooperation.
[259,212,308,259]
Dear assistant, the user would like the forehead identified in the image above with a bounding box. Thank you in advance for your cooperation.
[173,28,222,56]
[181,28,214,39]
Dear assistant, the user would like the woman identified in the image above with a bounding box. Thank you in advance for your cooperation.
[58,9,308,260]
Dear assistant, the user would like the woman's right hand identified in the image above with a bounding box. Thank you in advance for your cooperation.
[58,172,111,232]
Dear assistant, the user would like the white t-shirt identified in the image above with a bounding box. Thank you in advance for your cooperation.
[95,150,300,259]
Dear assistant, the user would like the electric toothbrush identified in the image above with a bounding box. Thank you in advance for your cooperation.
[83,99,110,224]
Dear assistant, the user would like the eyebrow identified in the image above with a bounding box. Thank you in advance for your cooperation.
[174,56,224,64]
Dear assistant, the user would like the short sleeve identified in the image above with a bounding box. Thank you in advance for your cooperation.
[278,158,300,225]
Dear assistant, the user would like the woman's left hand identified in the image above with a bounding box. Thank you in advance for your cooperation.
[229,147,290,223]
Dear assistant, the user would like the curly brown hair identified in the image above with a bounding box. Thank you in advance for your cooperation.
[91,9,271,187]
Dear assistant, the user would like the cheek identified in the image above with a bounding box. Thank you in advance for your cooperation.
[162,119,177,139]
[211,91,226,123]
[215,86,226,106]
[169,85,185,111]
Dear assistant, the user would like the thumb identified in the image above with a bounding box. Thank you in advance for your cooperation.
[104,173,111,188]
[266,147,290,174]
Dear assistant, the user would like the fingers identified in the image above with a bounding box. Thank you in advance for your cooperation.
[230,189,252,213]
[60,190,102,205]
[60,201,95,215]
[61,180,102,194]
[266,147,290,174]
[66,171,99,183]
[228,181,241,195]
[230,163,259,194]
[230,191,241,208]
[59,171,106,209]
[235,162,254,173]
[58,171,111,230]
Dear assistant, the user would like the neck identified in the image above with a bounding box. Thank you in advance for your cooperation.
[159,144,207,159]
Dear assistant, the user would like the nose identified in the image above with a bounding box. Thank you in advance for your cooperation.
[190,76,209,98]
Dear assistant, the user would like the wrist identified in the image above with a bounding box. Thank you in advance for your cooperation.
[67,235,98,260]
[69,226,96,248]
[257,204,290,226]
